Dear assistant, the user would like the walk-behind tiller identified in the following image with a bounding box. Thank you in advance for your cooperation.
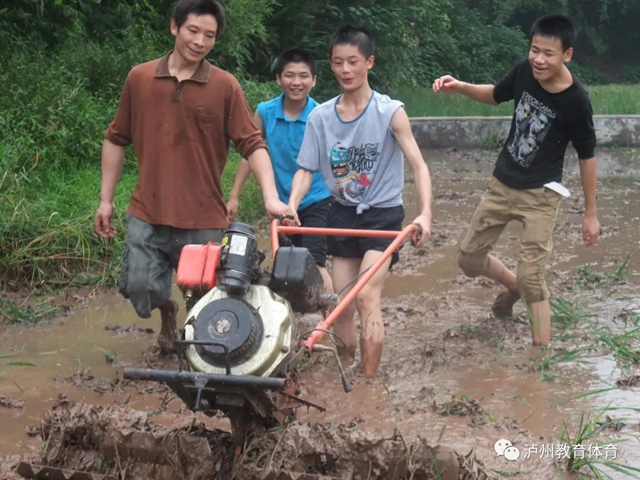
[123,218,419,449]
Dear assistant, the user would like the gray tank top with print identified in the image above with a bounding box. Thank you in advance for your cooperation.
[296,91,405,214]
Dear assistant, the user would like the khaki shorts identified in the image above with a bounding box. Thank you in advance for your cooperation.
[458,177,564,303]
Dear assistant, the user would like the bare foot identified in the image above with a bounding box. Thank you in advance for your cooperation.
[158,300,179,355]
[491,289,520,318]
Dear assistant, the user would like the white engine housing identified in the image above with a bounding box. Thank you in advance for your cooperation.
[183,285,294,377]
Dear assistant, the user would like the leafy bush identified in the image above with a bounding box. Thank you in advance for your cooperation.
[619,65,640,85]
[1,0,638,300]
[0,29,268,292]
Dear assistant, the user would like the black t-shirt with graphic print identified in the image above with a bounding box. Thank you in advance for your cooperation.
[492,59,596,189]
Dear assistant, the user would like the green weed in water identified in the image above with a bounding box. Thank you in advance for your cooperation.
[551,297,597,338]
[531,347,592,383]
[590,325,640,367]
[573,256,630,295]
[91,345,121,368]
[557,405,640,479]
[0,296,60,324]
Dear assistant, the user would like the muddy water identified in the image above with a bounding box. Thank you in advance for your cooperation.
[2,148,640,478]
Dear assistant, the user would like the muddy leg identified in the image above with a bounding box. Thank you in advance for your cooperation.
[517,256,553,346]
[355,250,391,379]
[515,190,559,346]
[527,300,551,345]
[329,258,361,364]
[486,256,520,316]
[458,179,516,316]
[318,266,335,319]
[158,299,179,355]
[318,266,334,297]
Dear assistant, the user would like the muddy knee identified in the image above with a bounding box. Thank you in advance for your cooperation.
[516,261,549,304]
[458,249,489,278]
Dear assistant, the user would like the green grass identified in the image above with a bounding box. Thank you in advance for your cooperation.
[0,296,61,324]
[395,84,640,117]
[0,31,275,315]
[1,24,638,324]
[557,405,640,479]
[573,256,631,296]
[0,156,264,294]
[551,298,597,337]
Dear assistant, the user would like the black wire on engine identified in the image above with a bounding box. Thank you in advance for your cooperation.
[299,328,347,349]
[335,265,373,298]
[312,264,375,348]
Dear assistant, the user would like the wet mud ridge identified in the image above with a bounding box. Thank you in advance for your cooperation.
[8,398,491,480]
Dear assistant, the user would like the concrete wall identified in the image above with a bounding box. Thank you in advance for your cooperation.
[410,115,640,149]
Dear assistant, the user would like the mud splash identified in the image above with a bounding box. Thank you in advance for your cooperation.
[0,395,26,410]
[2,148,640,479]
[7,398,490,480]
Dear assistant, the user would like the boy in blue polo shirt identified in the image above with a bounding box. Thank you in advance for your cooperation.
[227,48,334,294]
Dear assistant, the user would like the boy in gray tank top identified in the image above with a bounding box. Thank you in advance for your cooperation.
[289,25,434,379]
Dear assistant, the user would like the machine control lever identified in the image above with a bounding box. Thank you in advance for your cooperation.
[312,344,353,393]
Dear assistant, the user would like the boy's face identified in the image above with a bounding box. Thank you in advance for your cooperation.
[276,62,316,102]
[330,44,374,92]
[528,34,573,83]
[171,13,218,65]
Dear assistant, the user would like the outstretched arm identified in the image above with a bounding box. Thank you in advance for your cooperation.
[227,86,291,219]
[579,157,599,246]
[391,107,432,248]
[433,62,521,106]
[432,75,497,105]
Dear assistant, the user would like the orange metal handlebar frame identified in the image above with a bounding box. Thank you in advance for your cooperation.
[270,221,413,257]
[269,219,419,352]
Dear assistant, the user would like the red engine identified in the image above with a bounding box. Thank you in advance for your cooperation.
[176,242,222,297]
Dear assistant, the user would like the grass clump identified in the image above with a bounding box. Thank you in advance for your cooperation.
[591,325,640,367]
[573,256,630,295]
[551,298,597,336]
[530,347,592,383]
[0,296,61,325]
[557,405,640,479]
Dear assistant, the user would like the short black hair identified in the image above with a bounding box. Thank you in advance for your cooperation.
[172,0,226,40]
[329,25,374,59]
[530,14,575,51]
[274,48,316,77]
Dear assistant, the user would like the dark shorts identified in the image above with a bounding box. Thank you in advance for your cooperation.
[287,196,333,267]
[326,202,405,267]
[119,214,225,319]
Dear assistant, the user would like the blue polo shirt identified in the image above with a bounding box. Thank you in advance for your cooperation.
[256,93,331,211]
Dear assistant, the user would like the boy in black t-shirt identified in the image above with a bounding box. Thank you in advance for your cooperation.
[432,15,600,346]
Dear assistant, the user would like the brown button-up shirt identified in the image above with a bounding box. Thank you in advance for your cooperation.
[105,51,266,229]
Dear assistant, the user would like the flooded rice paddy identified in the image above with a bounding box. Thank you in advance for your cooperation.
[1,148,639,479]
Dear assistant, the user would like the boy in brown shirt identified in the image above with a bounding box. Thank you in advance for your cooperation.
[94,0,292,354]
